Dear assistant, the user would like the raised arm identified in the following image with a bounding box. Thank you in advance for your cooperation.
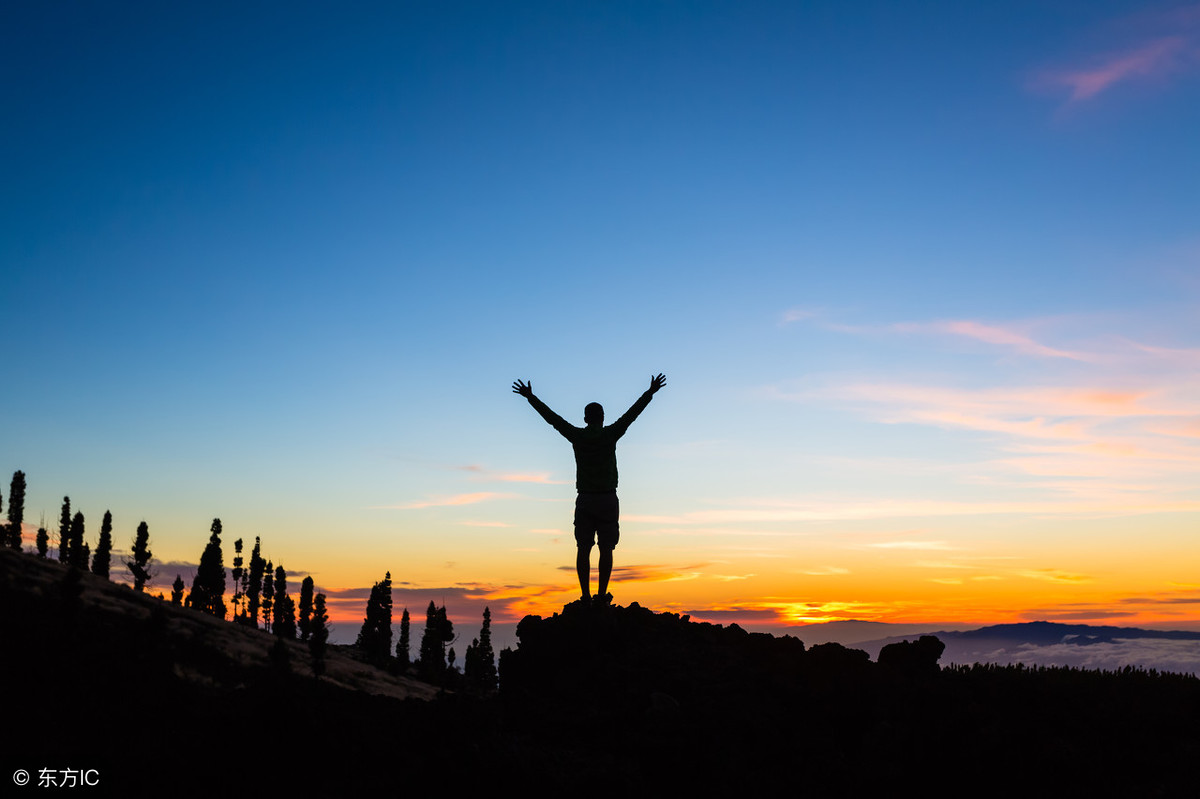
[512,379,575,439]
[609,373,666,438]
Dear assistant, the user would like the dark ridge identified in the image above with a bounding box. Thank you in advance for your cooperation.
[501,601,1200,795]
[5,548,1200,794]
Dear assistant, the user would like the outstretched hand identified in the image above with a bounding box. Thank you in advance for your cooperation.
[648,373,666,394]
[512,379,533,399]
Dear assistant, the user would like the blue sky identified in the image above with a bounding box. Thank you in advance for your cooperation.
[4,1,1199,640]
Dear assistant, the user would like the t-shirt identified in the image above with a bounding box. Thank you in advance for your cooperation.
[527,391,654,492]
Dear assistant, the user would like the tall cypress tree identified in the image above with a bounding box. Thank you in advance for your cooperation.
[57,497,71,562]
[464,638,481,689]
[67,512,87,568]
[230,538,244,620]
[6,470,25,549]
[128,521,152,592]
[187,518,227,617]
[91,510,113,579]
[298,576,315,641]
[418,600,448,681]
[397,607,411,667]
[245,537,264,627]
[379,572,393,653]
[273,564,296,639]
[358,583,380,650]
[310,592,330,679]
[272,564,287,626]
[261,561,274,632]
[477,606,498,695]
[438,606,454,664]
[355,572,393,661]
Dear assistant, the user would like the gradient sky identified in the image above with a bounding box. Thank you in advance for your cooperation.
[5,1,1199,646]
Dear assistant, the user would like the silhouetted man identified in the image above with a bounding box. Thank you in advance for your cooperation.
[513,374,666,605]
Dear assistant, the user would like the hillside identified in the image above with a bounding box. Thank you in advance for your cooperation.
[1,547,478,792]
[6,547,1200,794]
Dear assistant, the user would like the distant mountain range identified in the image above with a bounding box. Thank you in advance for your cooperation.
[791,619,1200,673]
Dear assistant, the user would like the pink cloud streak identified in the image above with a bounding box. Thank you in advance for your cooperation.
[371,491,515,510]
[902,320,1091,361]
[1044,35,1189,102]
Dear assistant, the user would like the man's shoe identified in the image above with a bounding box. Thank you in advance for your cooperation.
[592,592,612,607]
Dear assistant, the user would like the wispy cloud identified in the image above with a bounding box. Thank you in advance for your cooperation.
[1041,35,1190,103]
[1033,3,1200,109]
[634,495,1200,523]
[768,312,1200,514]
[891,319,1093,361]
[457,464,569,484]
[1017,568,1092,584]
[555,562,708,583]
[784,313,1093,361]
[371,492,516,510]
[870,540,956,551]
[780,307,819,325]
[797,566,850,576]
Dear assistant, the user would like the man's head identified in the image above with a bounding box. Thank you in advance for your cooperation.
[584,402,604,426]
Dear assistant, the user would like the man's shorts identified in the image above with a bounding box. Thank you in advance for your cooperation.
[574,491,620,550]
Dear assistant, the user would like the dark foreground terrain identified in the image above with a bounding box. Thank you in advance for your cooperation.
[5,547,1199,796]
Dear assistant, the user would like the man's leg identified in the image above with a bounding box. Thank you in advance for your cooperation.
[576,543,592,601]
[597,546,613,599]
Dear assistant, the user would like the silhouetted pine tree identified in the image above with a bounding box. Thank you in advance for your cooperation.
[171,575,185,605]
[245,537,264,627]
[310,592,329,679]
[438,605,454,672]
[475,607,499,695]
[464,638,480,688]
[187,518,227,617]
[418,601,440,679]
[36,525,48,558]
[261,561,274,633]
[275,594,296,639]
[298,576,314,641]
[239,561,250,620]
[91,510,113,578]
[357,583,380,653]
[127,521,152,592]
[396,607,411,667]
[79,541,90,568]
[355,572,393,661]
[418,601,454,682]
[230,538,244,620]
[379,572,393,651]
[272,563,287,625]
[6,470,25,549]
[57,497,71,562]
[273,564,296,638]
[67,512,87,568]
